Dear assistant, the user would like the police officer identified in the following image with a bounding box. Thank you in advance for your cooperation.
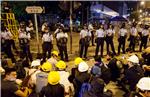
[54,23,64,55]
[26,20,34,39]
[118,23,128,55]
[106,24,116,55]
[95,24,105,57]
[56,28,68,61]
[42,27,53,62]
[139,25,149,52]
[88,23,95,46]
[79,25,91,59]
[18,27,33,62]
[41,22,48,35]
[129,23,138,52]
[137,24,143,39]
[1,27,16,63]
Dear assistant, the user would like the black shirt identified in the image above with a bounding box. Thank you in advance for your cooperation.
[39,83,64,97]
[1,80,19,97]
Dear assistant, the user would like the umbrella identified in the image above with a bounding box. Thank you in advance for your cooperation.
[110,16,128,21]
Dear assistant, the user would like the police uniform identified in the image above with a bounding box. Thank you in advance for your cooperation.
[1,30,16,63]
[95,28,105,57]
[19,28,33,61]
[1,31,6,52]
[137,26,143,38]
[106,28,116,55]
[42,31,53,61]
[56,31,68,61]
[118,28,127,54]
[88,24,95,46]
[139,28,149,51]
[54,27,62,55]
[79,29,91,58]
[129,27,138,51]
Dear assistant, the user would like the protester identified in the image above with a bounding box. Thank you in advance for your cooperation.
[28,59,41,89]
[73,61,90,97]
[69,57,84,83]
[106,52,120,82]
[56,60,74,97]
[47,50,59,70]
[83,78,112,97]
[133,77,150,97]
[39,71,65,97]
[35,61,52,94]
[1,68,29,97]
[124,55,144,92]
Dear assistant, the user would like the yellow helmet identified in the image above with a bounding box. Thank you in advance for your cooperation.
[48,71,60,85]
[56,60,66,69]
[52,51,59,57]
[41,61,52,72]
[74,57,84,66]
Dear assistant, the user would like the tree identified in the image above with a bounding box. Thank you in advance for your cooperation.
[129,11,139,21]
[3,1,36,21]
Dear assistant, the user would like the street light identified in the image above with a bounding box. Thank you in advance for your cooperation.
[140,1,145,6]
[145,11,148,15]
[139,9,142,13]
[139,15,142,18]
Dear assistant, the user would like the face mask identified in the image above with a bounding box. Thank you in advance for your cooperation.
[9,78,16,81]
[9,77,16,81]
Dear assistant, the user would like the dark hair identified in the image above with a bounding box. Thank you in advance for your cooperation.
[107,52,114,58]
[121,23,125,28]
[94,55,102,62]
[5,67,16,76]
[144,25,149,29]
[132,23,137,27]
[1,26,7,31]
[108,24,114,29]
[91,78,105,93]
[126,48,132,52]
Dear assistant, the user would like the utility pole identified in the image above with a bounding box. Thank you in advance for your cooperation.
[70,1,73,54]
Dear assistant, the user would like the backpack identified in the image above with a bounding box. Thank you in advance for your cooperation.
[78,82,91,97]
[35,72,48,94]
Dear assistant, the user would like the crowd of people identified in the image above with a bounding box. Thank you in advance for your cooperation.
[1,20,150,97]
[1,48,150,97]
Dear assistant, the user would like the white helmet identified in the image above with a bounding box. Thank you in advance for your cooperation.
[137,77,150,90]
[127,55,139,64]
[31,59,41,67]
[78,62,89,72]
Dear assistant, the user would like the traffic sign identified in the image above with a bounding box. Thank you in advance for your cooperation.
[25,6,44,53]
[25,6,43,14]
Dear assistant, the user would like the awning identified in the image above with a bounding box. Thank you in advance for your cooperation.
[110,16,128,21]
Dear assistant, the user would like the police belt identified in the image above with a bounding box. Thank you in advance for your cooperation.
[1,38,5,44]
[19,38,29,44]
